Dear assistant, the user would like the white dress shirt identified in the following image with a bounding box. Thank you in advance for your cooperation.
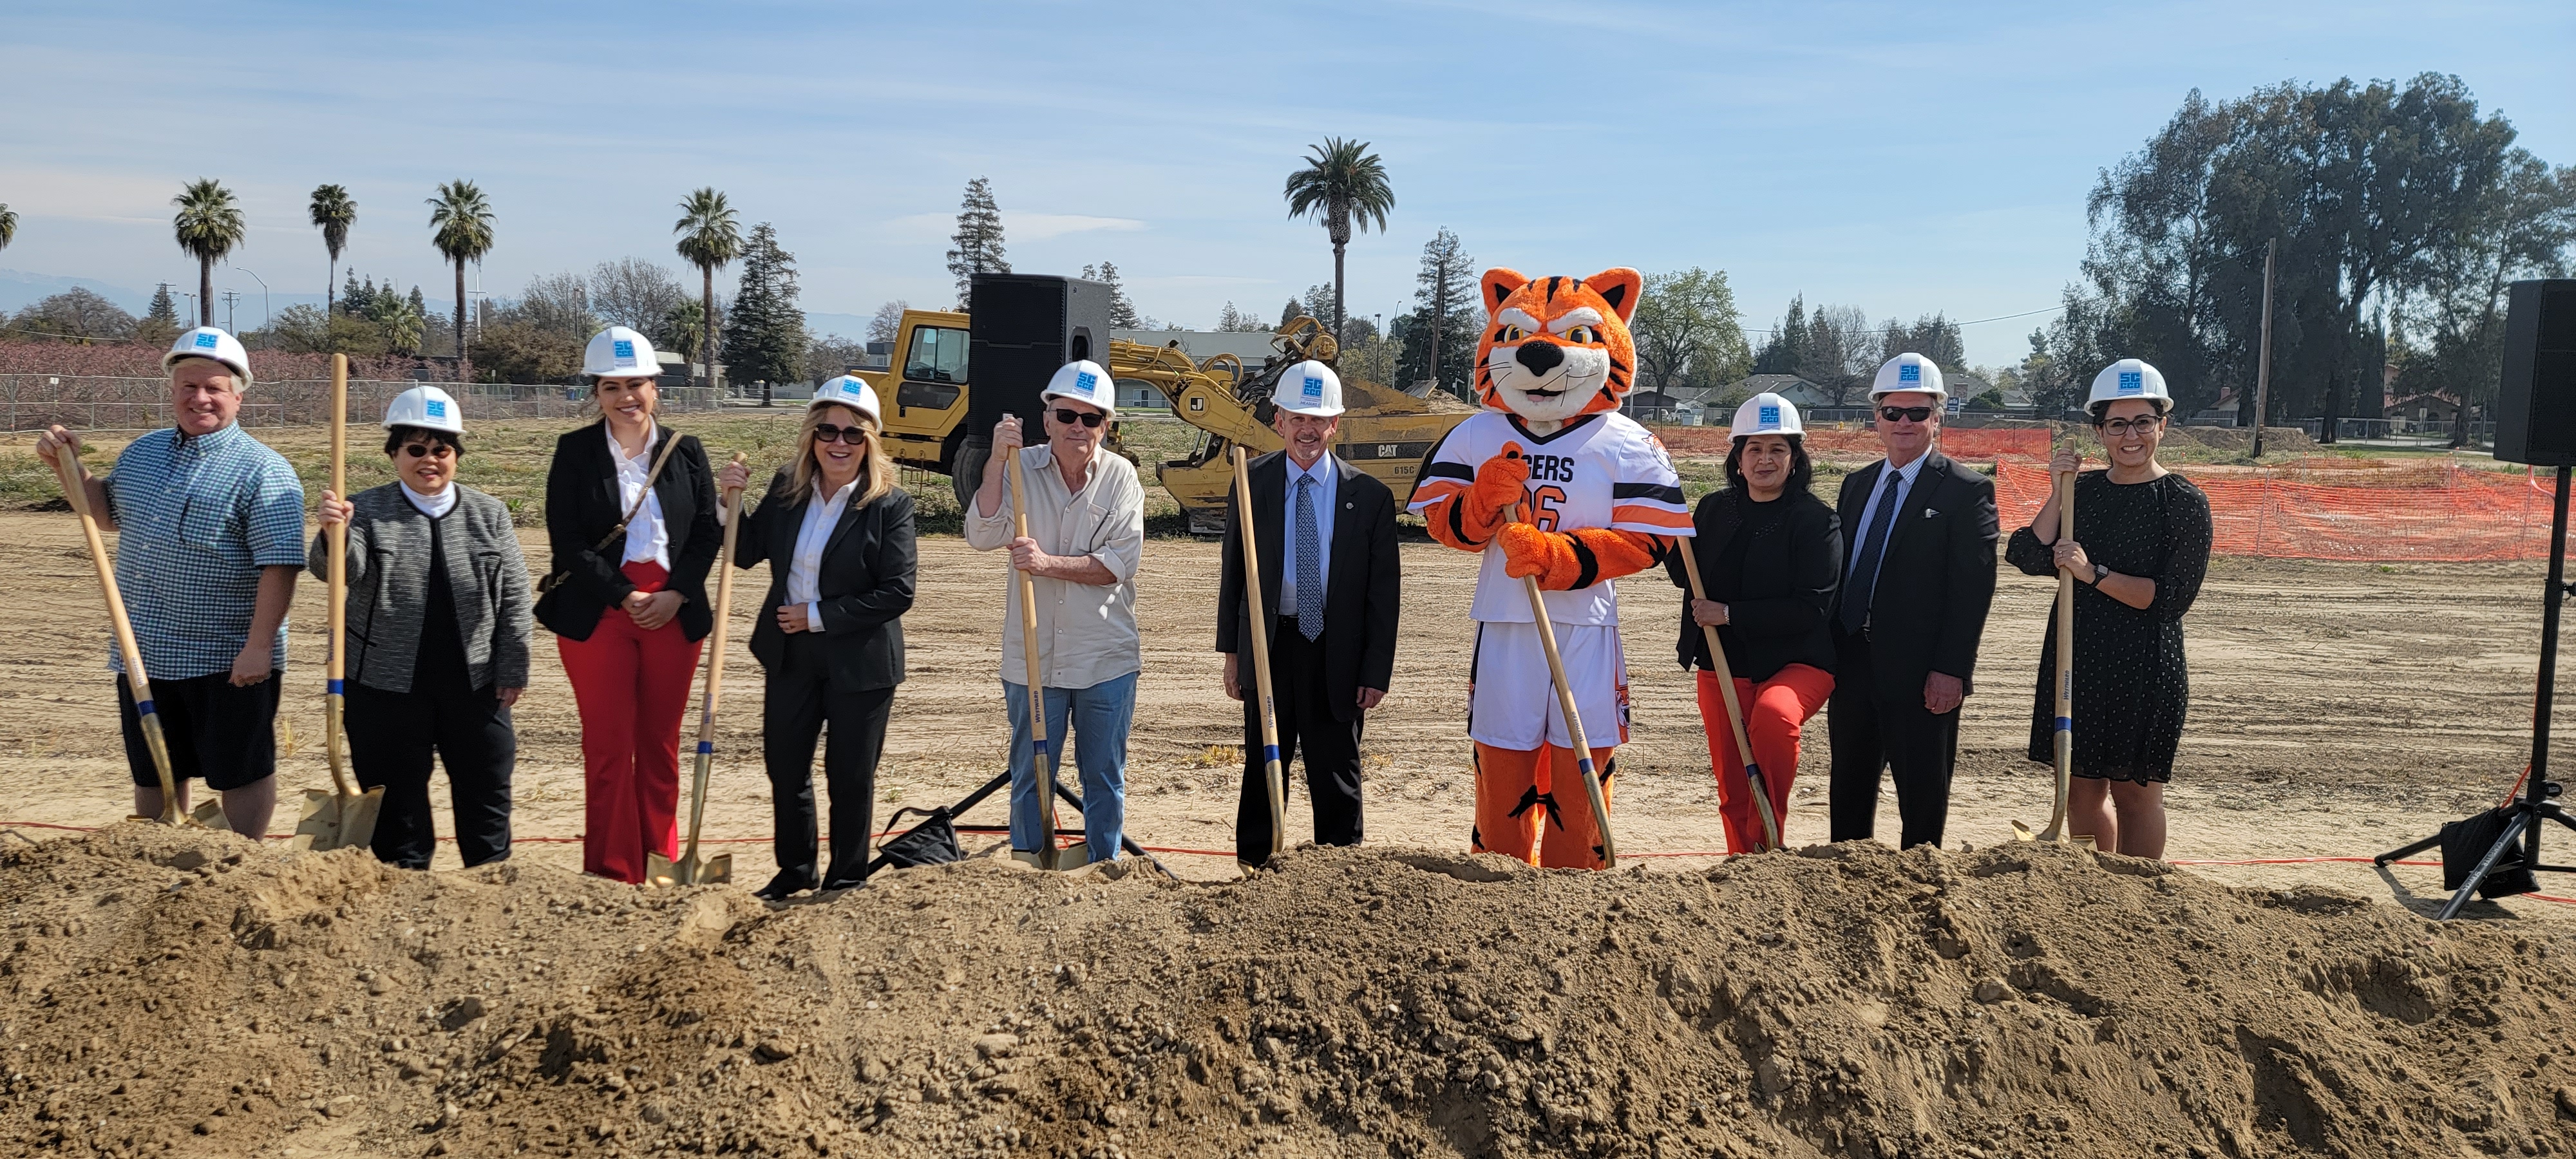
[963,444,1146,690]
[607,422,670,569]
[787,478,857,632]
[1848,451,1929,603]
[1277,452,1338,616]
[400,482,457,518]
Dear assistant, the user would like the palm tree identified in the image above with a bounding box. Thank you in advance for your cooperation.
[308,185,357,323]
[173,180,247,328]
[1283,138,1395,338]
[673,188,743,391]
[0,203,17,255]
[426,180,495,381]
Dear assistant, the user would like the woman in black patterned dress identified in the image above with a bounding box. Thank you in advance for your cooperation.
[2004,361,2212,858]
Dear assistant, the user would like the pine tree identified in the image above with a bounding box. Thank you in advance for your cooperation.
[341,270,365,316]
[1081,262,1142,329]
[1395,229,1477,400]
[945,177,1009,310]
[722,222,808,406]
[138,283,182,344]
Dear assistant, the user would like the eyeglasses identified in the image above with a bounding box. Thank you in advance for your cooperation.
[1052,407,1106,429]
[812,423,871,445]
[1878,406,1934,424]
[2098,416,2165,437]
[400,443,456,460]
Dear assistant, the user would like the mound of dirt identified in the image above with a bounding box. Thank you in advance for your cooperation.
[5,824,2575,1159]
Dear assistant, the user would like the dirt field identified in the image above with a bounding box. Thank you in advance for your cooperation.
[0,506,2564,917]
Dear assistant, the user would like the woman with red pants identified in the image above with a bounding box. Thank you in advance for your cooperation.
[1663,393,1842,853]
[536,326,721,882]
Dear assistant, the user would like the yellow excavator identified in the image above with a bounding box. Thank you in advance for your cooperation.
[856,307,1472,533]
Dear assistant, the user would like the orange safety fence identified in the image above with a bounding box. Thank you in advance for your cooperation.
[1993,459,2568,562]
[1660,426,2054,461]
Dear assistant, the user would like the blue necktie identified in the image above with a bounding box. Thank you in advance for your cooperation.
[1840,471,1904,634]
[1296,475,1323,641]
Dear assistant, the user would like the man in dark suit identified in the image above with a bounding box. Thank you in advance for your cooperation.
[1217,360,1401,871]
[1827,353,2000,849]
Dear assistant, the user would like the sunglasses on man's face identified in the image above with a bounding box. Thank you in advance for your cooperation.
[812,423,870,445]
[401,443,456,460]
[1052,407,1106,429]
[1878,406,1934,424]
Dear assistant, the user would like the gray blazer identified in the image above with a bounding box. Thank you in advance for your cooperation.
[308,484,534,694]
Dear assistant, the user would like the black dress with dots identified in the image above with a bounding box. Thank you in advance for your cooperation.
[2003,471,2212,784]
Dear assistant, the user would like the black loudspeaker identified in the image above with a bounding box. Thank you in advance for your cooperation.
[2495,279,2576,466]
[967,274,1113,444]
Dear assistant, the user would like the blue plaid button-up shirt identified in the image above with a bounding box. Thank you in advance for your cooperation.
[103,422,307,679]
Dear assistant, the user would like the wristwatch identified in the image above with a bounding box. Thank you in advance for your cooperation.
[2092,563,2110,585]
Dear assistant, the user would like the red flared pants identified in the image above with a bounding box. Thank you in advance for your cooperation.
[1695,663,1833,854]
[558,561,703,883]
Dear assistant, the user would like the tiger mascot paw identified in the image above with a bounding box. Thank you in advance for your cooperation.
[1459,448,1531,543]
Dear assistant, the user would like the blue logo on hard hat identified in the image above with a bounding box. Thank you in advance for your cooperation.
[1302,375,1324,399]
[1075,371,1097,393]
[1899,363,1921,384]
[426,400,448,419]
[193,332,218,349]
[1759,404,1781,426]
[2119,370,2143,393]
[613,339,635,360]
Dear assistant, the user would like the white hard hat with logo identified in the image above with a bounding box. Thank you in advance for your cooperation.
[1271,359,1345,419]
[1730,391,1804,437]
[383,386,464,435]
[164,326,254,388]
[810,375,882,426]
[1870,352,1946,399]
[583,326,664,380]
[1040,359,1116,417]
[2087,359,2172,414]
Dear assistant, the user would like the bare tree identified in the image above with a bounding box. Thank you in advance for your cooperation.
[867,299,910,344]
[590,258,688,335]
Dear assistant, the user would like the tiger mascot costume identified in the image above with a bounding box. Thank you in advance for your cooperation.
[1408,268,1690,869]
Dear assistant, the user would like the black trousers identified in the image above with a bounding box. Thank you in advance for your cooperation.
[345,677,516,870]
[1236,616,1365,867]
[1826,627,1959,850]
[761,634,896,887]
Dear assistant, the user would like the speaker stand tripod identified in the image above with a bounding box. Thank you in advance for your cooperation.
[2377,466,2576,919]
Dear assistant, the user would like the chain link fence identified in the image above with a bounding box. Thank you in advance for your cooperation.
[0,375,719,433]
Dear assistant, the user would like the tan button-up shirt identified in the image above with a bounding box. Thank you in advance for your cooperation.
[965,444,1144,690]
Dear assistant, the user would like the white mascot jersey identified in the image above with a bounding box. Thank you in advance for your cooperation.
[1409,410,1690,627]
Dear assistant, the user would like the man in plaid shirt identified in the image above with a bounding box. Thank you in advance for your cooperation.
[37,327,306,836]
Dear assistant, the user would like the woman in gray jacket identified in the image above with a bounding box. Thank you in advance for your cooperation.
[313,386,534,869]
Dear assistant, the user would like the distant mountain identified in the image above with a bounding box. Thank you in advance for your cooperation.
[0,270,156,316]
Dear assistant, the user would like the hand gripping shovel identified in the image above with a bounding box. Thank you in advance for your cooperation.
[1676,543,1783,853]
[292,354,384,850]
[1007,448,1083,871]
[2014,450,2082,845]
[1229,446,1289,872]
[50,440,187,825]
[1501,446,1616,869]
[649,453,749,887]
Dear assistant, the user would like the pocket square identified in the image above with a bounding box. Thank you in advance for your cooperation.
[1923,509,1939,518]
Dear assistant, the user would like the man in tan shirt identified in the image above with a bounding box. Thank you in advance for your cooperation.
[965,360,1145,863]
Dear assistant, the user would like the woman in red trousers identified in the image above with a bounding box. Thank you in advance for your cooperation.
[536,326,722,882]
[1663,393,1842,853]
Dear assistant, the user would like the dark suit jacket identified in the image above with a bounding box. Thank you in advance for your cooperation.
[1829,451,2000,696]
[735,469,916,691]
[536,421,722,643]
[1215,451,1400,723]
[1664,487,1842,682]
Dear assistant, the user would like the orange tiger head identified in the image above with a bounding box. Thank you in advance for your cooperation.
[1473,268,1642,422]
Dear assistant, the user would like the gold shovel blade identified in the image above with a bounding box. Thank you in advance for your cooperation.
[191,799,232,831]
[645,851,735,887]
[2011,820,2039,842]
[293,787,385,851]
[645,853,677,887]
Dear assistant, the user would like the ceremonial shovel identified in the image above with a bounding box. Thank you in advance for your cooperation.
[1676,543,1785,852]
[49,437,187,826]
[1501,446,1616,869]
[289,355,384,850]
[1007,446,1083,870]
[1229,446,1289,870]
[649,453,748,887]
[2014,448,2084,846]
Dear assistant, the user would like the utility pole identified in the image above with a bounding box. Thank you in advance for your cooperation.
[222,290,240,335]
[2251,238,2276,458]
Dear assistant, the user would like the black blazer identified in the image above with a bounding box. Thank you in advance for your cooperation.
[1828,451,2000,695]
[536,421,722,642]
[1215,451,1401,723]
[1664,487,1841,683]
[735,469,916,691]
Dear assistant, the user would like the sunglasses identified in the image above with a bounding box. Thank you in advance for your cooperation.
[1878,406,1934,424]
[400,443,456,460]
[812,423,871,445]
[2097,416,2164,437]
[1052,407,1106,429]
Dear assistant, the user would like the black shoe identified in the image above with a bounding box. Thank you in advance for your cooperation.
[819,874,869,892]
[753,872,814,901]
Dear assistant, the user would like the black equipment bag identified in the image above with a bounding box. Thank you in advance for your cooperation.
[876,807,965,870]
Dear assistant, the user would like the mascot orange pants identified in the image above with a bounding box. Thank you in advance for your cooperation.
[1472,742,1616,869]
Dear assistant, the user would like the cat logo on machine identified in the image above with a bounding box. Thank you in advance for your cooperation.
[1378,444,1397,458]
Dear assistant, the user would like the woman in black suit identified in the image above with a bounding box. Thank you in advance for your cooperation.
[719,376,916,899]
[538,326,722,884]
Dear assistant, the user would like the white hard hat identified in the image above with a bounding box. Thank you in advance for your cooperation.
[2087,359,2173,414]
[1040,359,1116,417]
[164,326,252,388]
[583,326,664,380]
[1271,359,1345,418]
[810,375,882,426]
[1870,353,1946,400]
[1730,391,1804,437]
[383,386,464,435]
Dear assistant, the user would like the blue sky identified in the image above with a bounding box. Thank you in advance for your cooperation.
[4,0,2570,369]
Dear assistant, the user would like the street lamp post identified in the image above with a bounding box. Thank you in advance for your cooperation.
[231,266,270,334]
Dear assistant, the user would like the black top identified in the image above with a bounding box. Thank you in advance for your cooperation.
[415,511,470,690]
[1829,451,2002,695]
[1664,487,1841,682]
[735,470,917,692]
[1215,450,1403,723]
[536,421,722,643]
[2005,470,2213,782]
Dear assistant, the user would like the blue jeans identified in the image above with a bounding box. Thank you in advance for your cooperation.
[1003,674,1135,862]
